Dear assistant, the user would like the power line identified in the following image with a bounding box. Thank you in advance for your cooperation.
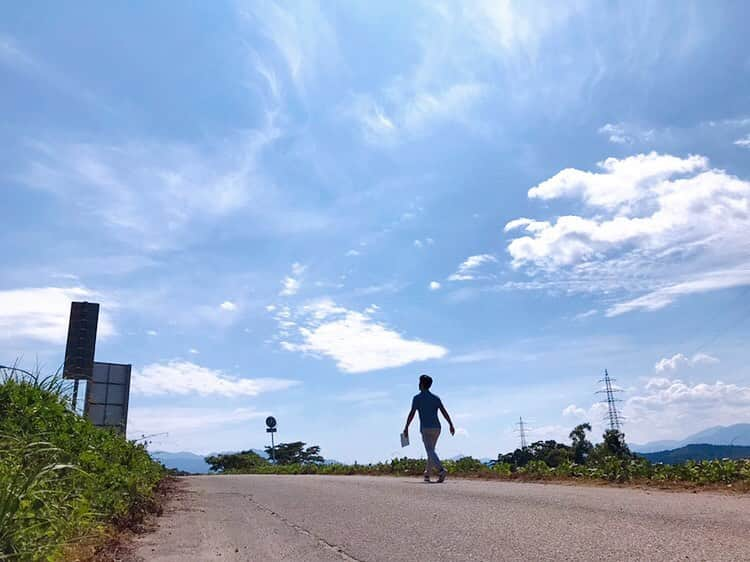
[597,369,625,431]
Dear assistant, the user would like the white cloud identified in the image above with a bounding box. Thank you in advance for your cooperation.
[278,299,447,373]
[188,348,200,355]
[504,153,750,313]
[654,352,719,373]
[429,281,441,291]
[574,309,598,320]
[16,120,328,251]
[238,1,340,95]
[0,286,115,343]
[265,305,276,312]
[597,122,655,145]
[448,254,497,281]
[128,406,266,440]
[413,240,424,248]
[146,330,158,336]
[606,268,750,316]
[220,301,237,311]
[279,263,306,296]
[280,277,300,296]
[623,377,750,442]
[562,404,587,418]
[735,135,750,148]
[131,360,299,397]
[347,83,486,145]
[346,249,361,257]
[598,123,630,144]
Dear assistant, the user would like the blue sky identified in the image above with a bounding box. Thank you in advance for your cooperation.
[2,1,750,463]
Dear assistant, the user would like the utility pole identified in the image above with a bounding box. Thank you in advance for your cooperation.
[516,416,529,449]
[597,369,624,431]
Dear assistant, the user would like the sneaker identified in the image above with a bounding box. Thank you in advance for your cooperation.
[423,474,431,483]
[437,469,447,483]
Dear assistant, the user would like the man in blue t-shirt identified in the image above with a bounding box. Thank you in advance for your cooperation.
[403,374,455,483]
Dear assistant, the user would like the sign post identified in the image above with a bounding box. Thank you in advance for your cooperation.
[83,362,132,435]
[265,416,277,463]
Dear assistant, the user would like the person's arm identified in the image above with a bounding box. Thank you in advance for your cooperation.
[439,403,455,436]
[404,398,417,437]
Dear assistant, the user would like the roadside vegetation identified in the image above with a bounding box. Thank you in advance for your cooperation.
[0,367,165,561]
[205,426,750,490]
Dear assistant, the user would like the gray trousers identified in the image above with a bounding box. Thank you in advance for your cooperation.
[421,428,444,474]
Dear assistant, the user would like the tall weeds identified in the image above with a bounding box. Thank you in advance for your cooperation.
[0,366,164,560]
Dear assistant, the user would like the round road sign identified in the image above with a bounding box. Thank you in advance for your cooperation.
[265,416,277,429]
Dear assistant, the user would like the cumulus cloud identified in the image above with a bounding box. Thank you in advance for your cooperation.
[734,135,750,148]
[569,375,750,444]
[504,153,750,313]
[131,360,299,396]
[654,352,719,372]
[562,404,587,418]
[448,254,497,281]
[624,377,750,442]
[0,286,115,343]
[278,299,447,373]
[429,281,441,291]
[219,301,237,311]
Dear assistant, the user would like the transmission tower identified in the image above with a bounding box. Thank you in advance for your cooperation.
[597,369,624,431]
[515,416,530,449]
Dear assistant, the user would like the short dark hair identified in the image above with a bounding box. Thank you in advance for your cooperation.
[419,374,433,389]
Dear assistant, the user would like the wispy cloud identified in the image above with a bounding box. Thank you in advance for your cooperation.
[131,360,299,397]
[279,262,306,296]
[15,119,328,251]
[278,299,447,373]
[238,1,340,95]
[448,254,497,281]
[347,83,486,145]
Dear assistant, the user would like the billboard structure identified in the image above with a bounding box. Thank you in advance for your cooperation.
[63,302,100,380]
[84,362,131,435]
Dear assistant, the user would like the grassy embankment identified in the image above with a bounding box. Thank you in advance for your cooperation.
[0,369,165,561]
[211,453,750,490]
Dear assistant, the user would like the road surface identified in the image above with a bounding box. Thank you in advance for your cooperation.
[131,475,750,561]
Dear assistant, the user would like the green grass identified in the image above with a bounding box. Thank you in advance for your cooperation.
[0,368,164,561]
[217,455,750,488]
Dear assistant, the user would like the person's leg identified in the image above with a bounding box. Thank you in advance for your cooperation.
[421,428,443,478]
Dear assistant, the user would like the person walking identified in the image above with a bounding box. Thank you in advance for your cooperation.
[403,374,455,483]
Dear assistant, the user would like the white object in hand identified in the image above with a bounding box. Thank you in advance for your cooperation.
[400,432,409,447]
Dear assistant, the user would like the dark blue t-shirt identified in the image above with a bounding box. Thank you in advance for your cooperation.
[411,390,443,430]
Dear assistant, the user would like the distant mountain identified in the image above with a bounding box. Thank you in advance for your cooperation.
[639,444,750,464]
[152,448,269,474]
[632,423,750,453]
[152,451,211,474]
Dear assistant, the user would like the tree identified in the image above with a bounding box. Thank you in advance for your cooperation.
[205,450,269,473]
[496,440,571,468]
[591,429,633,462]
[569,423,593,464]
[266,441,325,465]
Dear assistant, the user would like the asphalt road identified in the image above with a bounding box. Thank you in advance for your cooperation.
[131,475,750,561]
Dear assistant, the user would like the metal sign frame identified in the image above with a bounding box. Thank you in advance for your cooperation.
[83,361,131,435]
